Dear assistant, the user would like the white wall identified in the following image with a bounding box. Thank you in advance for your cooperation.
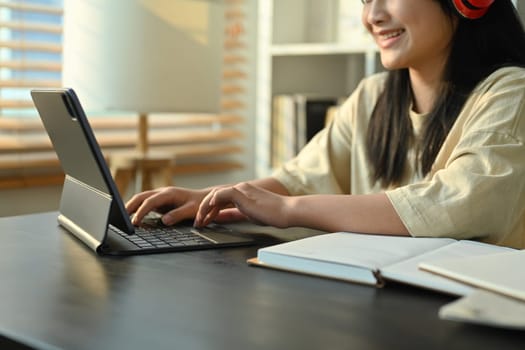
[62,0,221,113]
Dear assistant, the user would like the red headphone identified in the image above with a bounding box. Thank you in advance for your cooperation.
[452,0,495,19]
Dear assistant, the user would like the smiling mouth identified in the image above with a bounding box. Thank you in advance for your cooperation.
[380,29,405,40]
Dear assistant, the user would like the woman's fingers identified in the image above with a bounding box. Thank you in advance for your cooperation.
[125,189,159,214]
[195,183,267,227]
[194,187,235,225]
[213,208,248,223]
[161,203,197,226]
[126,188,182,225]
[200,206,221,227]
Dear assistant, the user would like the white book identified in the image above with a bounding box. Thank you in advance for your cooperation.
[439,290,525,330]
[247,232,514,296]
[420,249,525,301]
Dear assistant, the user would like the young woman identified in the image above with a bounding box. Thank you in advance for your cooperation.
[127,0,525,249]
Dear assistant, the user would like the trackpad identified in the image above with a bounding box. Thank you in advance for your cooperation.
[192,226,254,244]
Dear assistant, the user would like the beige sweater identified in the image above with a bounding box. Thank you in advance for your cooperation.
[273,67,525,248]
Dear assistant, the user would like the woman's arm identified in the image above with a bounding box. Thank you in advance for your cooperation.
[195,181,409,236]
[288,193,409,235]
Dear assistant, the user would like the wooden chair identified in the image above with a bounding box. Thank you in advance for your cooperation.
[109,114,174,197]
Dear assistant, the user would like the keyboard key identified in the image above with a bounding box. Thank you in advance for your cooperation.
[109,224,214,249]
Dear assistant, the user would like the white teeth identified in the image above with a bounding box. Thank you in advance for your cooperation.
[382,30,404,39]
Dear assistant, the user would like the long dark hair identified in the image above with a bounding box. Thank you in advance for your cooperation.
[366,0,525,188]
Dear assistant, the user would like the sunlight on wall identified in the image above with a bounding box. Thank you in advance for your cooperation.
[62,0,222,113]
[140,0,210,45]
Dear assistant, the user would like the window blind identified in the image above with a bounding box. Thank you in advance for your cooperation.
[0,0,245,189]
[0,0,62,113]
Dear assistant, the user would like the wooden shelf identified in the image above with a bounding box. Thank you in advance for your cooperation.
[254,0,380,177]
[271,43,377,56]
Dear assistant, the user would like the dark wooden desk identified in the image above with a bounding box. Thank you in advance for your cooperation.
[0,212,522,350]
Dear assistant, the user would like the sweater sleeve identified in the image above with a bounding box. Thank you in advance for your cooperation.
[387,68,525,246]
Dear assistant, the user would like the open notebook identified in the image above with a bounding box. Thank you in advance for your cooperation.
[248,232,514,296]
[31,88,255,255]
[420,249,525,301]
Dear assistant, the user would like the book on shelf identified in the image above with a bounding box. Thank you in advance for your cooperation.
[271,94,340,168]
[271,95,296,168]
[247,232,515,296]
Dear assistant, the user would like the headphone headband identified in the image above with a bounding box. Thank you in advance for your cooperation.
[452,0,495,19]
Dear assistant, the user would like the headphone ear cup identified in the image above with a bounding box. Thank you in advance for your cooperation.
[451,0,495,19]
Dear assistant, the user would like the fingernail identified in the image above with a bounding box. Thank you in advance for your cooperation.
[161,215,173,226]
[193,217,201,227]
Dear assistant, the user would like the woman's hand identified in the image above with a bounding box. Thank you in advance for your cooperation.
[194,182,294,228]
[125,186,209,226]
